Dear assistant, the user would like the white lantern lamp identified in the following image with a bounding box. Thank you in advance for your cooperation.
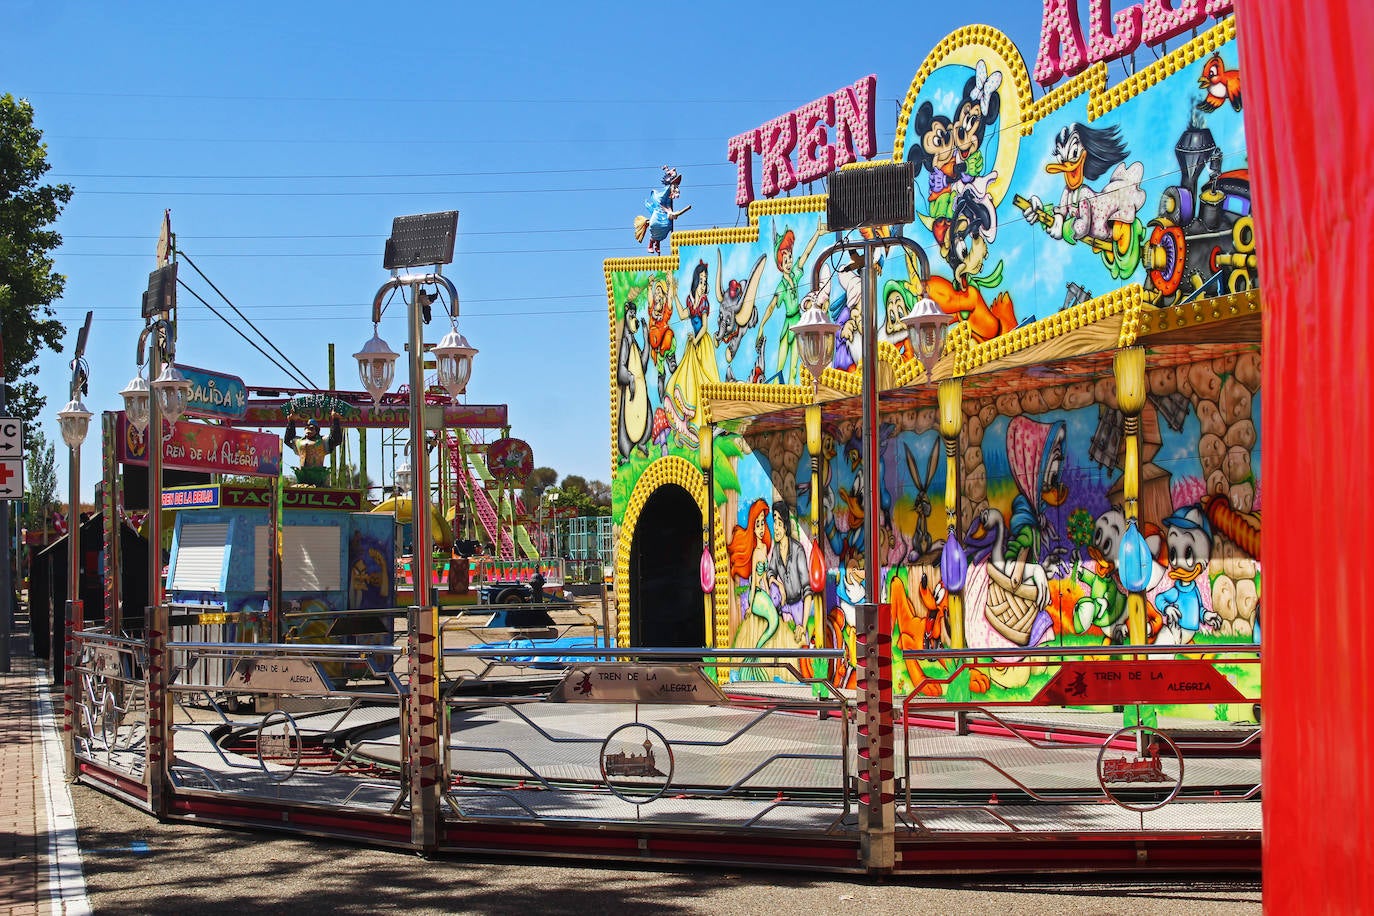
[152,363,192,427]
[791,297,840,395]
[56,397,93,449]
[354,328,399,407]
[394,459,413,496]
[433,325,478,399]
[120,372,151,435]
[901,295,955,375]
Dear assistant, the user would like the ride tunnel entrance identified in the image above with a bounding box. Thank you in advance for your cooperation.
[627,484,705,647]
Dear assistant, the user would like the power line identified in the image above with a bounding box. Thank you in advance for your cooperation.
[50,162,729,181]
[47,133,726,146]
[63,293,607,310]
[56,307,608,323]
[59,227,629,241]
[73,182,735,198]
[177,252,320,389]
[60,247,652,258]
[173,279,315,387]
[28,88,822,105]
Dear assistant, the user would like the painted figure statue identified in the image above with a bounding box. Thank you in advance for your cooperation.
[284,413,343,486]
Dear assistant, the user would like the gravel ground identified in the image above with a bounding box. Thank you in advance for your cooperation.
[71,783,1261,916]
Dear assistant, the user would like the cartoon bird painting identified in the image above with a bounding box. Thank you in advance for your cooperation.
[1197,54,1242,113]
[1017,122,1147,281]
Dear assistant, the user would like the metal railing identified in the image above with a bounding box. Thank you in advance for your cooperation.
[68,618,1262,869]
[895,643,1261,837]
[439,646,852,834]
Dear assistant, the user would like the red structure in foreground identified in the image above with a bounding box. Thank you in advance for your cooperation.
[1238,2,1374,910]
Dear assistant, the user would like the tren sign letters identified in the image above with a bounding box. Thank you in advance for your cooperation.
[727,76,878,206]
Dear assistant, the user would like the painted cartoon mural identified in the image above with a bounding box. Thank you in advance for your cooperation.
[605,14,1260,721]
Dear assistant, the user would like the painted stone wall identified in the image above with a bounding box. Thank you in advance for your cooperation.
[705,350,1261,719]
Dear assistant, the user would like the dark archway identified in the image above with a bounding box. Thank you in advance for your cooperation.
[628,485,705,648]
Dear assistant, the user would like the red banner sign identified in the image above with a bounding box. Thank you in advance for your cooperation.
[118,413,283,478]
[1033,660,1245,706]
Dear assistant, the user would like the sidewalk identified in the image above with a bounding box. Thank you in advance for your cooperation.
[0,612,89,916]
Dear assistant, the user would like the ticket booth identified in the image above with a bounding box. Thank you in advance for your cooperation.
[164,485,396,686]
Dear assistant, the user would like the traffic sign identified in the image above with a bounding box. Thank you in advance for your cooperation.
[0,417,22,459]
[0,458,24,500]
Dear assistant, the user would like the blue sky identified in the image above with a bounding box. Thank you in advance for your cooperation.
[8,0,1049,499]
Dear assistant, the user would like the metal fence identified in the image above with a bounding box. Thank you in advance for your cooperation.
[67,612,1261,872]
[896,644,1260,839]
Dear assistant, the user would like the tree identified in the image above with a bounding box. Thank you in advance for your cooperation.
[520,466,558,507]
[554,476,611,517]
[1,94,72,446]
[23,426,57,532]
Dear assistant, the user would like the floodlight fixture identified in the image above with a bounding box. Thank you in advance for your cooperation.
[383,210,459,270]
[826,162,916,232]
[142,263,178,319]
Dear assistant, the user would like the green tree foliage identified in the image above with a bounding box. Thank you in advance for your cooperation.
[520,465,558,507]
[1,95,72,444]
[23,426,58,531]
[555,475,611,517]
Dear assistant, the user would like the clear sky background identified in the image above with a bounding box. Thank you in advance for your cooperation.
[8,0,1049,501]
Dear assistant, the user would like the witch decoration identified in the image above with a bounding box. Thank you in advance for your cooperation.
[634,166,692,256]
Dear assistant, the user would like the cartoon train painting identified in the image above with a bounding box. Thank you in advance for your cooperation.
[1144,119,1257,306]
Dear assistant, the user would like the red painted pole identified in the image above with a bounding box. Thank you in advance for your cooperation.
[1236,2,1374,911]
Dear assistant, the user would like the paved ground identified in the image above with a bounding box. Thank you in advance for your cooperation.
[72,782,1263,916]
[4,606,1263,915]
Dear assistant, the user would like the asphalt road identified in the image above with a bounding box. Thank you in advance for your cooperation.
[71,784,1261,916]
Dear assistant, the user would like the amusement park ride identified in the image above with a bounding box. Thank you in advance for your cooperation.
[55,0,1302,882]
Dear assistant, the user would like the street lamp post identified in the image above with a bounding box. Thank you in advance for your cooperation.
[121,266,190,817]
[794,232,949,873]
[55,310,93,778]
[357,273,474,610]
[355,213,475,855]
